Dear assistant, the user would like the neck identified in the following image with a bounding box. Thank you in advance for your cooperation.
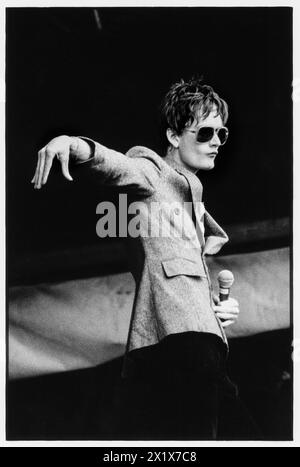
[164,147,199,175]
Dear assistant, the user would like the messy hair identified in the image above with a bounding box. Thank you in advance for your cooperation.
[160,77,229,151]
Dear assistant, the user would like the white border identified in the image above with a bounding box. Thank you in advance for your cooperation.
[1,0,298,448]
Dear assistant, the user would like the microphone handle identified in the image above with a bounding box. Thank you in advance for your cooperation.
[219,287,230,302]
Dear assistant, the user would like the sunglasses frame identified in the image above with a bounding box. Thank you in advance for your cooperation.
[187,126,229,146]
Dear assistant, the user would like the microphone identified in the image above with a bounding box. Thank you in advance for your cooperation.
[217,270,234,302]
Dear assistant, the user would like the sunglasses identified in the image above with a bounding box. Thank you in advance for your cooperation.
[187,126,229,145]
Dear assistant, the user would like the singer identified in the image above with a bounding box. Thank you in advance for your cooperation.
[31,77,259,439]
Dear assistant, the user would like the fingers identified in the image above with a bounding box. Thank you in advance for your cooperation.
[216,312,239,320]
[213,304,239,315]
[227,297,239,307]
[213,298,240,328]
[36,148,46,188]
[57,152,73,181]
[42,148,56,185]
[221,320,236,328]
[31,166,38,184]
[31,162,38,183]
[212,293,220,305]
[35,147,52,189]
[32,143,73,189]
[34,151,42,189]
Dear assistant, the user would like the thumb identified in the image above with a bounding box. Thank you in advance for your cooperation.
[212,293,220,305]
[57,152,73,181]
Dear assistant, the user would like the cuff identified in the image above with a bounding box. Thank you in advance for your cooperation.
[74,136,97,165]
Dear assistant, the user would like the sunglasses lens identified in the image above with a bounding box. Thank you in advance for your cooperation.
[195,127,229,144]
[218,128,228,145]
[196,127,214,143]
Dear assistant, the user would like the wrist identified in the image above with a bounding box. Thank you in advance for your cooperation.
[69,136,80,154]
[70,136,93,162]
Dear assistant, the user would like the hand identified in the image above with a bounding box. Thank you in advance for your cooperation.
[31,135,76,189]
[31,135,93,189]
[212,295,240,328]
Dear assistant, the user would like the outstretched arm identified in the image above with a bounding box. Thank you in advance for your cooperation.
[31,135,161,196]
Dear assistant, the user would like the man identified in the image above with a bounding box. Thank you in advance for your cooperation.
[31,78,257,439]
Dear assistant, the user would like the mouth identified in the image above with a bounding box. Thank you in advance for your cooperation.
[207,152,217,157]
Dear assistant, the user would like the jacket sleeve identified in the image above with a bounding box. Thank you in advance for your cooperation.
[74,137,162,197]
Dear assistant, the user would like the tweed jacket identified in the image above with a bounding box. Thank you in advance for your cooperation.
[77,139,229,374]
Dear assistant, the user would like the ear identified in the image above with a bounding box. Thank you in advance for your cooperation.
[166,128,180,149]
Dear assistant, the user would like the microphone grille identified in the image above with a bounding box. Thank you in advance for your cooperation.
[217,270,234,288]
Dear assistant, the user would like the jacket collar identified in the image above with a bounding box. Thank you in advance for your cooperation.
[164,155,199,178]
[164,155,204,200]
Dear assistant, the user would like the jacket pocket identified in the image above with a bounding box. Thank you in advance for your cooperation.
[161,257,206,278]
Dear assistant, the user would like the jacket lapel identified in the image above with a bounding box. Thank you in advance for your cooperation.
[203,210,229,255]
[165,158,229,255]
[178,170,206,248]
[181,171,229,255]
[166,160,205,248]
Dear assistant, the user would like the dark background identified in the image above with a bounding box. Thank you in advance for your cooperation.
[6,7,292,284]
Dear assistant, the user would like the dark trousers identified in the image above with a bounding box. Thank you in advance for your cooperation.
[113,332,261,440]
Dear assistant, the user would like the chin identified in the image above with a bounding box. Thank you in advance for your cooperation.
[197,161,215,171]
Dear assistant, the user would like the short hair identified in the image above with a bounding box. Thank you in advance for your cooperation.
[160,77,229,151]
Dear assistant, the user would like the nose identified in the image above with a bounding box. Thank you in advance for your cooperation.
[210,131,221,147]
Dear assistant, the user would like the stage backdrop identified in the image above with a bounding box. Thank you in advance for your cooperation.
[9,247,289,379]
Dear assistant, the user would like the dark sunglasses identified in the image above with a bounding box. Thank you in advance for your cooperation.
[187,126,229,145]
